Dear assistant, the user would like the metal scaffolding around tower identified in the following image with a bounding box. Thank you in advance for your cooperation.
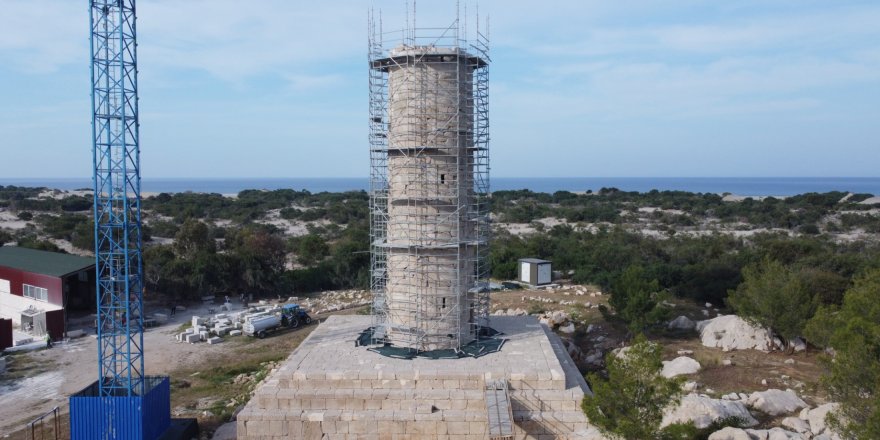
[368,5,491,352]
[69,2,170,438]
[89,0,144,397]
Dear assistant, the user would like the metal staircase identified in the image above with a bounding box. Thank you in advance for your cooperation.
[485,379,514,440]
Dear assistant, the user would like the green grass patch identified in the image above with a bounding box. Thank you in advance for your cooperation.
[0,351,56,381]
[167,324,313,435]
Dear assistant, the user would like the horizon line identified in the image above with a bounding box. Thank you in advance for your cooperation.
[2,176,879,180]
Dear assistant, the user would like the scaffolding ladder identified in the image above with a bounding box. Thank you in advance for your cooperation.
[485,379,514,440]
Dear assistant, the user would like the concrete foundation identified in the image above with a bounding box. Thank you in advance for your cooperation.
[237,316,601,439]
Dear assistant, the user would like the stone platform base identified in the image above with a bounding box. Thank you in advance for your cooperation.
[237,316,603,439]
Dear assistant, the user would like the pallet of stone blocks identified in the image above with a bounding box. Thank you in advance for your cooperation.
[177,312,253,344]
[237,315,597,439]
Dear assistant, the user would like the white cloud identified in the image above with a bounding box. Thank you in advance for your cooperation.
[521,5,880,57]
[0,0,83,73]
[498,2,880,122]
[1,0,879,178]
[513,53,878,122]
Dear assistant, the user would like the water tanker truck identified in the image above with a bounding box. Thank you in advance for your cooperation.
[243,304,313,338]
[243,315,281,338]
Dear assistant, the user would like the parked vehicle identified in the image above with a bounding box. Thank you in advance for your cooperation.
[280,304,312,328]
[243,304,314,338]
[243,315,282,339]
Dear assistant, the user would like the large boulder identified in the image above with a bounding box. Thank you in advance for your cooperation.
[583,350,604,366]
[668,315,696,330]
[550,310,569,326]
[540,310,570,327]
[661,356,702,378]
[558,322,576,334]
[800,403,840,436]
[708,427,807,440]
[750,428,806,439]
[662,394,759,429]
[212,422,237,440]
[746,389,808,416]
[764,428,807,439]
[781,417,810,434]
[708,427,752,440]
[697,315,774,352]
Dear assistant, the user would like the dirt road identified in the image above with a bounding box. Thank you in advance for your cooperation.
[0,303,245,435]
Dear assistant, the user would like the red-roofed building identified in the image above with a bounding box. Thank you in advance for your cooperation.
[0,246,95,341]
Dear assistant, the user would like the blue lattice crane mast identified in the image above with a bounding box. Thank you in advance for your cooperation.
[70,2,171,438]
[90,0,145,398]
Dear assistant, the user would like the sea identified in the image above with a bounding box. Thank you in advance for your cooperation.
[1,177,878,197]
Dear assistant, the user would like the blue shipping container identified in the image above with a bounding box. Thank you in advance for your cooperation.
[69,376,171,440]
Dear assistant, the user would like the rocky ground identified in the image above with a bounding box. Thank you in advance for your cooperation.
[492,200,880,244]
[1,283,842,439]
[494,283,839,440]
[0,296,369,438]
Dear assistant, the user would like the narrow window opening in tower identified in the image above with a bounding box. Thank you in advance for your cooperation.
[442,297,447,309]
[440,174,446,184]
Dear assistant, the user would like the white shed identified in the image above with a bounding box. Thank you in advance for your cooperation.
[518,258,552,286]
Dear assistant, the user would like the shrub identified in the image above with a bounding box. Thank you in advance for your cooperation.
[582,335,683,440]
[727,259,818,347]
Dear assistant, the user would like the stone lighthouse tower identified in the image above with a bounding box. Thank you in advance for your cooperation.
[368,20,490,351]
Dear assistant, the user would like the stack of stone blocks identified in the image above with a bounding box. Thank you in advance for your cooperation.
[176,313,247,343]
[237,315,595,439]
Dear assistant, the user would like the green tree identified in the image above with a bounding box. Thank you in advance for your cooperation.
[675,257,743,305]
[226,226,287,293]
[173,219,215,258]
[144,245,176,294]
[727,259,818,347]
[799,268,850,305]
[488,230,527,280]
[582,335,683,440]
[328,223,370,289]
[60,195,92,212]
[189,252,232,294]
[17,235,64,253]
[804,269,880,439]
[71,218,95,251]
[296,234,329,266]
[609,265,669,333]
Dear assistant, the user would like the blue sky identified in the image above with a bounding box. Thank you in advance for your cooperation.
[0,0,878,178]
